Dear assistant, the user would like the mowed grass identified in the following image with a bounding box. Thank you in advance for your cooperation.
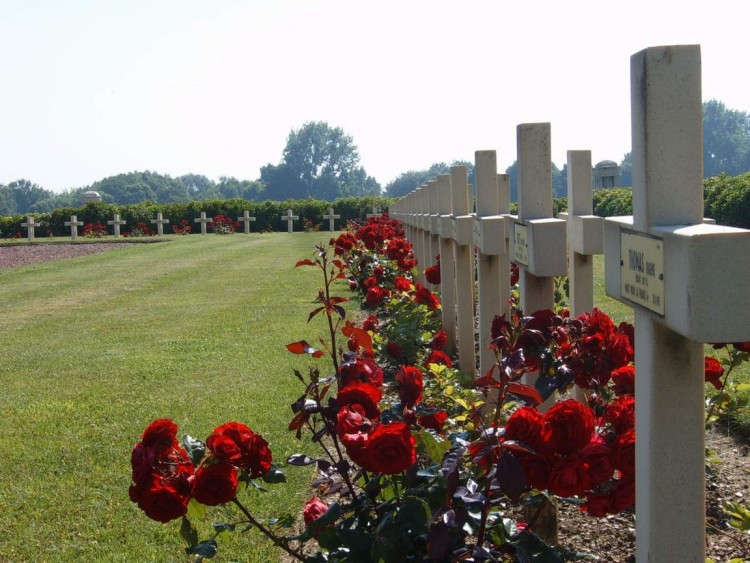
[0,233,346,562]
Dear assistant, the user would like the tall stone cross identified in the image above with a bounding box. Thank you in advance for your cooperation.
[366,206,380,219]
[237,210,256,234]
[194,212,213,235]
[281,209,299,233]
[473,150,509,377]
[449,165,477,371]
[64,215,84,240]
[323,207,340,231]
[108,214,126,237]
[151,212,170,236]
[435,175,457,355]
[558,150,603,402]
[603,45,750,561]
[21,216,40,241]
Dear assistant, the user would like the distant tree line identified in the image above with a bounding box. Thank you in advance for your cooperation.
[2,100,748,215]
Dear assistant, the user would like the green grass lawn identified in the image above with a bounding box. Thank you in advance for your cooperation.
[0,233,347,562]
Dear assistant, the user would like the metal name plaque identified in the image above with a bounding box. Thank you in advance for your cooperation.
[620,231,665,315]
[513,223,529,266]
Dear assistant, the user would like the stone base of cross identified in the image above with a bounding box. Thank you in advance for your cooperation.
[366,206,380,219]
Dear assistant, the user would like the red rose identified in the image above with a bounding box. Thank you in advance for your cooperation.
[430,329,448,350]
[609,477,635,512]
[413,284,440,310]
[543,399,595,455]
[386,341,403,358]
[373,266,385,281]
[206,422,273,478]
[417,410,449,433]
[516,453,552,491]
[130,473,191,523]
[362,315,379,333]
[424,349,452,369]
[337,382,382,420]
[612,428,635,477]
[397,365,424,408]
[611,365,635,396]
[341,431,370,467]
[303,497,329,526]
[425,264,441,285]
[604,395,635,434]
[336,404,371,437]
[192,462,238,506]
[548,455,592,497]
[362,422,416,474]
[704,356,724,390]
[394,276,412,292]
[140,418,179,449]
[504,407,546,453]
[580,434,614,486]
[365,286,388,307]
[339,356,384,387]
[581,493,612,517]
[364,276,378,289]
[733,341,750,353]
[510,263,520,286]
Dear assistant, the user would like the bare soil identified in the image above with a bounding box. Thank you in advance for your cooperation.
[0,242,138,270]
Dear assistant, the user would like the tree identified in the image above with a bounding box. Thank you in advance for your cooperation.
[385,161,475,198]
[260,122,380,201]
[703,99,750,178]
[619,100,750,182]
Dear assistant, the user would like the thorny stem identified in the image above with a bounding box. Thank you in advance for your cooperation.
[231,498,305,562]
[476,381,510,548]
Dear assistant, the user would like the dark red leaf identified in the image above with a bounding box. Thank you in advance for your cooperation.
[331,305,346,320]
[341,326,373,353]
[285,340,325,358]
[295,259,317,268]
[329,297,349,305]
[288,411,310,432]
[506,383,543,406]
[496,451,526,502]
[307,307,325,323]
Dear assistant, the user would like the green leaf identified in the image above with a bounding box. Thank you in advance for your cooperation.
[180,516,198,547]
[187,498,206,519]
[395,496,431,533]
[262,464,286,484]
[417,429,451,465]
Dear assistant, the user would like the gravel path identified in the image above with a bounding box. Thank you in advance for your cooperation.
[0,243,138,270]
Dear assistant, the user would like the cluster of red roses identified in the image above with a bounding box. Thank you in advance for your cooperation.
[129,418,272,523]
[502,397,635,517]
[424,255,441,285]
[209,214,239,234]
[124,221,155,237]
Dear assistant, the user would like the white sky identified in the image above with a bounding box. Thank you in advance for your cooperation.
[1,0,748,193]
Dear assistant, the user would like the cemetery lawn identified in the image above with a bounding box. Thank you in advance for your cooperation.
[0,233,348,562]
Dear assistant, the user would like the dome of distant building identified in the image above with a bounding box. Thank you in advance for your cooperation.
[81,190,103,204]
[593,160,621,189]
[595,160,618,168]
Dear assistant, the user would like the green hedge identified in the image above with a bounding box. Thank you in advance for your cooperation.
[704,172,750,229]
[0,196,397,238]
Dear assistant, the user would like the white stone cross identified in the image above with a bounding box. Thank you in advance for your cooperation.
[366,206,380,219]
[21,216,40,241]
[194,212,213,235]
[323,207,340,231]
[448,166,477,370]
[107,214,126,237]
[64,215,84,240]
[237,210,256,234]
[473,150,509,377]
[150,212,170,236]
[603,45,750,562]
[435,175,457,355]
[558,150,604,402]
[281,209,299,233]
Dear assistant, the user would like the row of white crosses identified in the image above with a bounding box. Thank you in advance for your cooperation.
[392,44,750,561]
